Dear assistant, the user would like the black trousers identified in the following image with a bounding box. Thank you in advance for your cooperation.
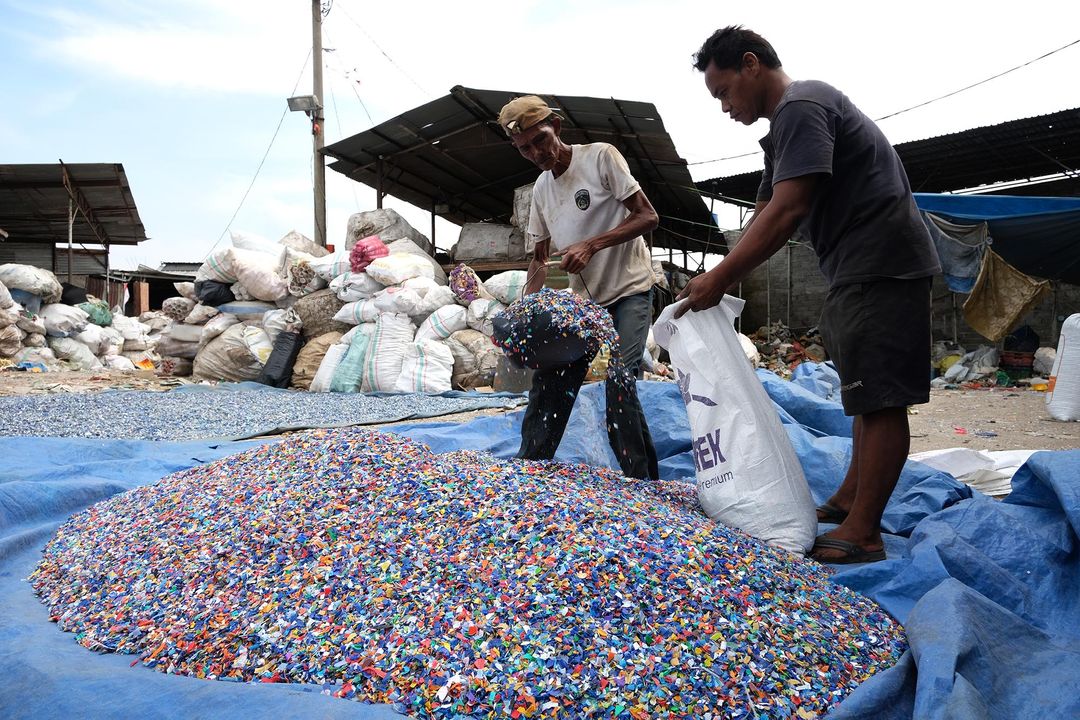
[516,291,659,480]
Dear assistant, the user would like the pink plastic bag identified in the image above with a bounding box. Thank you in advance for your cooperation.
[350,235,389,272]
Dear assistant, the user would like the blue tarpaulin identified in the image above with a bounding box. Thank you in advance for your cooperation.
[2,368,1078,718]
[913,193,1080,284]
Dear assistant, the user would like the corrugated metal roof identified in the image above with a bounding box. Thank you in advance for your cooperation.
[324,86,724,255]
[0,162,148,246]
[697,107,1080,203]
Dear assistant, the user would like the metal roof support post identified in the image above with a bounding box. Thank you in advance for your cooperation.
[430,201,436,253]
[104,242,110,308]
[67,197,74,284]
[376,156,384,209]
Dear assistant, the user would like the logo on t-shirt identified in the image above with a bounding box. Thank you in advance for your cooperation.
[574,189,590,211]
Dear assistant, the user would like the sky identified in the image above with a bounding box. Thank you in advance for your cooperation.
[3,0,1080,271]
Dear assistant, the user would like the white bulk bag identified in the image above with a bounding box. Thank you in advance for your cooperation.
[653,297,816,554]
[393,339,454,393]
[1047,313,1080,421]
[360,313,416,392]
[372,287,422,316]
[0,264,62,302]
[415,305,468,342]
[402,276,440,297]
[363,253,435,286]
[74,324,109,355]
[40,304,90,337]
[413,285,457,318]
[310,250,354,282]
[242,325,274,365]
[331,271,384,302]
[333,299,380,325]
[48,337,103,370]
[466,298,506,337]
[199,312,240,349]
[484,270,529,305]
[310,342,349,392]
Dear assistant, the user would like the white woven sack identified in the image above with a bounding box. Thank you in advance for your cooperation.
[466,298,506,337]
[311,250,354,282]
[1047,313,1080,421]
[415,305,468,342]
[414,285,456,318]
[372,287,422,315]
[40,303,90,337]
[360,313,416,392]
[484,270,529,305]
[242,326,274,365]
[231,248,289,301]
[364,254,435,286]
[0,264,62,302]
[653,297,816,554]
[340,322,376,345]
[402,277,440,297]
[230,230,284,258]
[74,324,109,355]
[393,339,454,393]
[309,343,349,392]
[199,313,240,349]
[331,271,384,302]
[333,299,380,325]
[195,248,240,284]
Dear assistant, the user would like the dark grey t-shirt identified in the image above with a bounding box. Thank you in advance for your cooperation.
[758,80,940,287]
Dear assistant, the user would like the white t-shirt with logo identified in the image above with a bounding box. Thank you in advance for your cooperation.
[527,143,654,307]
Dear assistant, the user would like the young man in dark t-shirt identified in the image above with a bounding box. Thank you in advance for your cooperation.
[677,26,941,564]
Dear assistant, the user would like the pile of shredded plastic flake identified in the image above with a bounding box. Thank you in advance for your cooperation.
[32,429,906,719]
[492,288,631,382]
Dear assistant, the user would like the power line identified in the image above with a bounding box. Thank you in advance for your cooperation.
[323,28,374,125]
[685,37,1080,168]
[205,50,312,259]
[326,67,363,211]
[332,1,432,98]
[875,37,1080,121]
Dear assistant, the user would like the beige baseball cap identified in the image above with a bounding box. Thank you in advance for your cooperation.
[497,95,562,136]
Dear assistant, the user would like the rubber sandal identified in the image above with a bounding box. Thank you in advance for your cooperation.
[810,536,886,565]
[816,501,848,524]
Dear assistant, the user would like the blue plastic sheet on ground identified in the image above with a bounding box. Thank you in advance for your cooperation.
[0,436,402,719]
[2,363,1078,718]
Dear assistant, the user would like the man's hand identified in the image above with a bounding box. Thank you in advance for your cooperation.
[559,241,595,274]
[674,269,729,318]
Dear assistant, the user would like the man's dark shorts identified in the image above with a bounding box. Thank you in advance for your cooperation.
[819,276,933,417]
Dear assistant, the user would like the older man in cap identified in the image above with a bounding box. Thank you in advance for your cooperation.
[497,94,660,480]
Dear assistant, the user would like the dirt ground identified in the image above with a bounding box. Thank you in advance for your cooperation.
[0,368,1075,453]
[908,387,1078,453]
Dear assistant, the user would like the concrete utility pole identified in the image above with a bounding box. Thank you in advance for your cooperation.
[312,0,327,248]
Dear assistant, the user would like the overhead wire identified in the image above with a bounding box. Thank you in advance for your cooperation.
[323,27,374,125]
[205,49,312,259]
[684,37,1080,168]
[332,1,433,98]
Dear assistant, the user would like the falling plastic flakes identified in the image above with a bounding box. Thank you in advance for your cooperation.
[492,288,632,386]
[32,429,906,718]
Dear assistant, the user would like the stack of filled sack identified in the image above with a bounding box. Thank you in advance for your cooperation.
[184,210,514,394]
[0,263,160,373]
